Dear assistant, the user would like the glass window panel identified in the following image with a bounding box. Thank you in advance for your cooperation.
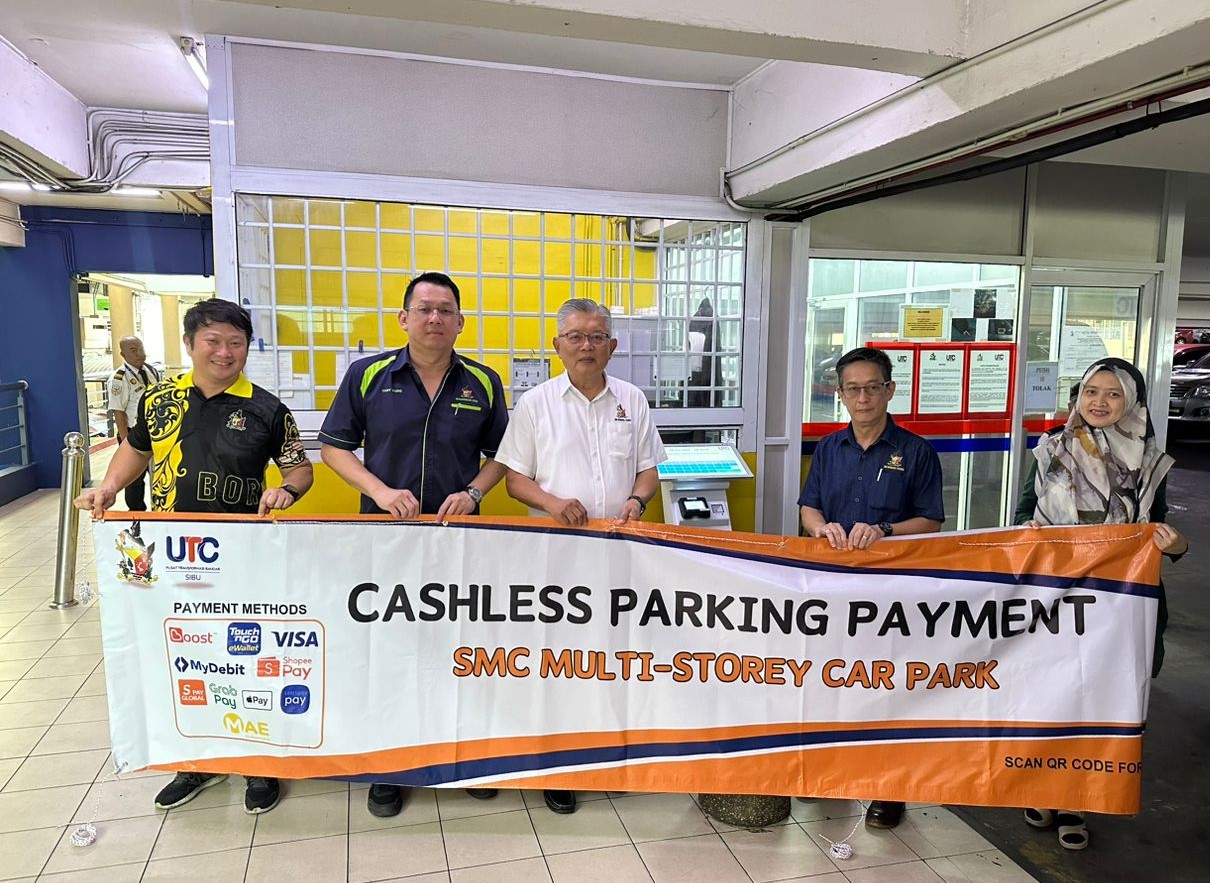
[308,201,341,227]
[272,228,305,266]
[812,260,857,297]
[380,204,409,231]
[545,214,573,239]
[309,229,341,267]
[481,211,510,236]
[914,262,976,287]
[447,209,478,235]
[481,239,509,275]
[344,201,377,229]
[275,270,306,307]
[413,208,445,233]
[513,279,540,314]
[380,233,411,271]
[346,272,379,309]
[310,270,343,308]
[859,261,909,292]
[272,199,306,225]
[345,231,377,269]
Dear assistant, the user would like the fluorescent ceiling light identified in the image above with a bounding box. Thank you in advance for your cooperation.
[111,187,162,198]
[178,36,208,90]
[0,182,52,192]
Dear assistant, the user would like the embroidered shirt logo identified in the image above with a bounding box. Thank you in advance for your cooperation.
[883,453,905,471]
[615,404,630,421]
[452,386,482,412]
[226,410,247,431]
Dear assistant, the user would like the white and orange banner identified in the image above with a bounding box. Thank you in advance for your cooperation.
[96,515,1161,814]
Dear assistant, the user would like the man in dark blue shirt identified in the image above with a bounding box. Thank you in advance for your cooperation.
[319,272,508,817]
[798,346,944,829]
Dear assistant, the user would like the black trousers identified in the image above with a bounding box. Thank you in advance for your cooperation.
[124,461,148,511]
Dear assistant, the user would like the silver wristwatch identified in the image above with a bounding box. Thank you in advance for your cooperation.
[464,486,484,505]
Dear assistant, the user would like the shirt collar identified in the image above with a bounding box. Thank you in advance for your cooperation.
[842,413,900,448]
[122,361,144,377]
[177,370,254,399]
[558,371,615,403]
[392,345,464,376]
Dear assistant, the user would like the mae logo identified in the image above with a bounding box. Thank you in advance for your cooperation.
[227,622,261,655]
[222,713,270,740]
[273,630,318,648]
[281,684,311,715]
[166,536,219,564]
[115,522,156,585]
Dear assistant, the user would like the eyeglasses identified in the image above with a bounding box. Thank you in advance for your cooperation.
[407,306,460,319]
[559,332,611,347]
[838,382,891,399]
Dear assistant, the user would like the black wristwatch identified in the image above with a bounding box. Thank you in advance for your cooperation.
[464,486,484,505]
[280,484,301,503]
[627,495,647,516]
[879,521,893,537]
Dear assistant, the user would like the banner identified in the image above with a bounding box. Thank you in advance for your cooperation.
[96,515,1160,814]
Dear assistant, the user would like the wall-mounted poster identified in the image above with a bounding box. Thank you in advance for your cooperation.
[917,347,966,414]
[968,348,1012,413]
[951,319,976,342]
[885,348,915,416]
[900,305,949,340]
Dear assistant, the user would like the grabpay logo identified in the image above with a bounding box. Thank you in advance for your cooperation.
[281,684,310,715]
[209,682,237,708]
[222,713,270,739]
[227,622,261,655]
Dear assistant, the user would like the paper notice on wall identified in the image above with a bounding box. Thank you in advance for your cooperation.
[901,306,948,340]
[886,349,915,416]
[968,349,1012,413]
[917,348,966,414]
[949,289,974,319]
[1025,361,1061,413]
[244,351,294,391]
[1060,326,1110,375]
[512,358,549,402]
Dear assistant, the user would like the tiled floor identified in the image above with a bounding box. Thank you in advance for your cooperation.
[0,476,1042,882]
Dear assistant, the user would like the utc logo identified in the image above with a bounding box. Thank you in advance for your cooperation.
[165,536,219,564]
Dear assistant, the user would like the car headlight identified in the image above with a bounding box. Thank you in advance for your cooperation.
[1194,385,1210,398]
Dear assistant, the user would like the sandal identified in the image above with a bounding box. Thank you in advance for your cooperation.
[1056,811,1089,851]
[1023,807,1054,828]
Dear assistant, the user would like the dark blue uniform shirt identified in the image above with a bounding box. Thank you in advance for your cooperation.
[798,416,944,531]
[319,347,508,514]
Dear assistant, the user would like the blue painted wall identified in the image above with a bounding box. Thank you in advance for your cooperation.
[0,207,213,487]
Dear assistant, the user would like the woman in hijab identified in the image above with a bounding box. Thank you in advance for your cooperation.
[1014,357,1187,850]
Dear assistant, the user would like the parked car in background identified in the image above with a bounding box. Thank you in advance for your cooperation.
[1169,346,1210,430]
[1175,328,1210,344]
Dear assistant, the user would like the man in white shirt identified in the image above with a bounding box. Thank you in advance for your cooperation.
[106,335,160,511]
[495,298,667,815]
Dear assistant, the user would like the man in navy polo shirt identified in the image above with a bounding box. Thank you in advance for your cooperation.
[319,271,508,818]
[798,345,944,830]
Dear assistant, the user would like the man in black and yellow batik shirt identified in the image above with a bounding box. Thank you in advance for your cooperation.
[77,299,313,815]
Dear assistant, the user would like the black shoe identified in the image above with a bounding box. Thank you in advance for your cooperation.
[543,789,577,814]
[466,788,498,799]
[244,776,281,814]
[154,772,227,809]
[865,800,905,829]
[367,783,404,817]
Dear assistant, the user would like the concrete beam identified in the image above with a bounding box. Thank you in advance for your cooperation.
[0,39,88,178]
[225,0,966,76]
[728,0,1210,206]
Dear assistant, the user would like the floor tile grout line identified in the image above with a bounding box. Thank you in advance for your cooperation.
[606,795,656,883]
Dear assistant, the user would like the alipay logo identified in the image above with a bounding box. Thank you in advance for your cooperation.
[227,622,261,655]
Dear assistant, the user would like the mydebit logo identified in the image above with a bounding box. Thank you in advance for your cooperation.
[174,656,246,676]
[165,536,219,564]
[168,627,214,645]
[222,712,270,739]
[281,684,311,715]
[227,622,261,655]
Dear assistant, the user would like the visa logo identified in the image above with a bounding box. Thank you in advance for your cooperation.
[273,630,318,648]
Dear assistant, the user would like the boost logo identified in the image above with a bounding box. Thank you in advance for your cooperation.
[227,622,261,655]
[281,684,311,715]
[169,627,213,644]
[177,679,207,706]
[222,713,270,739]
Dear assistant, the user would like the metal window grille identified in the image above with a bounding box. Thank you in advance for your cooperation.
[234,195,747,412]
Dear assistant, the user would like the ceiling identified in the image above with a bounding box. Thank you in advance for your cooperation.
[2,0,1210,252]
[0,0,764,118]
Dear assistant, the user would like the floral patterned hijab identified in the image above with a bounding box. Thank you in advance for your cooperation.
[1033,358,1173,525]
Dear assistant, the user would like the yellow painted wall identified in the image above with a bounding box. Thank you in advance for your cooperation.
[107,285,135,366]
[267,203,658,408]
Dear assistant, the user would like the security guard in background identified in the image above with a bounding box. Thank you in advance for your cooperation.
[106,335,160,510]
